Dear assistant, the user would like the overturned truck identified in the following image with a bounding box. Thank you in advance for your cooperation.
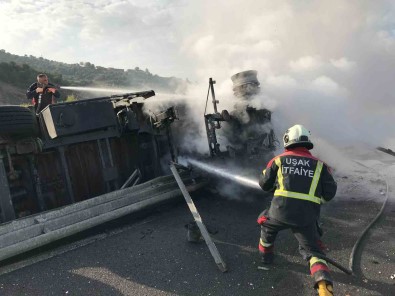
[0,91,185,223]
[0,90,208,262]
[0,70,276,262]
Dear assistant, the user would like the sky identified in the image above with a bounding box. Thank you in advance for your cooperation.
[1,0,395,152]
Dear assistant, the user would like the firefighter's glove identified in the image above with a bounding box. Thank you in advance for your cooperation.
[257,216,267,225]
[256,210,267,225]
[257,210,268,225]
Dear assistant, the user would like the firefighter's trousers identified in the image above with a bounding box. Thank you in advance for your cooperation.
[259,216,333,287]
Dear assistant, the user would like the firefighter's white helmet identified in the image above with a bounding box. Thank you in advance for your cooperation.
[283,124,314,150]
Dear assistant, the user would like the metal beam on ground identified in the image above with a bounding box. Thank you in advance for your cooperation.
[170,163,227,272]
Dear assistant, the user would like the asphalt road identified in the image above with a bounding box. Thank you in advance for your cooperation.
[0,150,394,296]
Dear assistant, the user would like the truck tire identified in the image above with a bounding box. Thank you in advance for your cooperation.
[0,106,39,137]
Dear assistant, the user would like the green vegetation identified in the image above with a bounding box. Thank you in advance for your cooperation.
[0,49,190,104]
[0,61,70,88]
[64,95,78,102]
[0,49,188,92]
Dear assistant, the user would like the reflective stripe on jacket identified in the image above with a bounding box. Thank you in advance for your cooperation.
[273,156,323,204]
[259,147,337,226]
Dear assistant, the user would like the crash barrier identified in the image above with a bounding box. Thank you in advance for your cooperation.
[0,171,206,262]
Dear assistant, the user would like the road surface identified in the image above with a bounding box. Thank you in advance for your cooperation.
[0,148,394,295]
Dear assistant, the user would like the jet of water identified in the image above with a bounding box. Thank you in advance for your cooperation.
[187,158,261,190]
[60,86,197,103]
[60,86,135,93]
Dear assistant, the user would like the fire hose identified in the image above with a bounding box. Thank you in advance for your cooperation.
[348,160,390,273]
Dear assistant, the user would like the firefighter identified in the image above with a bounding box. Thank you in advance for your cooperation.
[26,73,60,114]
[258,124,337,296]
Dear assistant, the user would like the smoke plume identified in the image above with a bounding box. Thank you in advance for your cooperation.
[171,0,395,160]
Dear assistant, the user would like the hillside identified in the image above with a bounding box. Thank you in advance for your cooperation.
[0,81,26,105]
[0,49,189,104]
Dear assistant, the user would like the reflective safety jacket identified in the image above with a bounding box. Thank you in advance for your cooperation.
[259,147,337,226]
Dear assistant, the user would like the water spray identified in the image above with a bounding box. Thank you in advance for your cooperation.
[60,86,196,103]
[60,86,137,93]
[186,158,261,190]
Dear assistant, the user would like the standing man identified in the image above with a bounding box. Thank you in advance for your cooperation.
[26,74,60,114]
[258,124,337,296]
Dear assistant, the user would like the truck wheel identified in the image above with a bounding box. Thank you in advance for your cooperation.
[0,106,39,137]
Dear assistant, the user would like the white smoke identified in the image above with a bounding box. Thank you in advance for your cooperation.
[5,0,393,163]
[165,0,395,164]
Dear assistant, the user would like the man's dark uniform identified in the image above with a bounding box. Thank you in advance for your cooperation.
[26,82,60,113]
[258,146,337,290]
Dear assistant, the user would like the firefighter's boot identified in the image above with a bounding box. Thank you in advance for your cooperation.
[310,256,333,295]
[259,238,274,264]
[261,252,274,264]
[317,280,333,296]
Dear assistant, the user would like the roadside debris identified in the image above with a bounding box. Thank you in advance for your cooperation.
[185,221,202,243]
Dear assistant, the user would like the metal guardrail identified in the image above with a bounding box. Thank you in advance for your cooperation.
[0,172,206,262]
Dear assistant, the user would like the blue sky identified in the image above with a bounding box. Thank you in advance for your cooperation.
[1,0,395,149]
